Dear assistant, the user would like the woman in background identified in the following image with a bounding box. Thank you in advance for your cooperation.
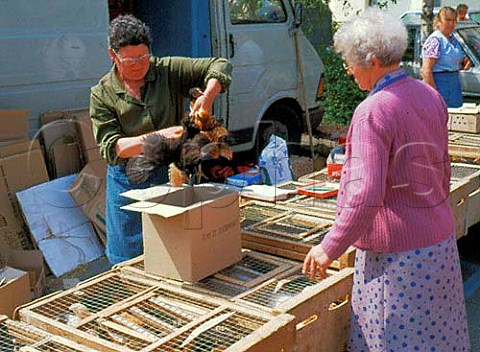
[421,6,471,107]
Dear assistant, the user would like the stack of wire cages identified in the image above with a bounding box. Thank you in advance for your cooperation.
[0,314,98,351]
[116,249,300,300]
[239,201,355,268]
[17,279,296,352]
[116,252,354,351]
[240,201,333,260]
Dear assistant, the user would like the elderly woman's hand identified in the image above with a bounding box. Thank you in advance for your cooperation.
[302,244,333,280]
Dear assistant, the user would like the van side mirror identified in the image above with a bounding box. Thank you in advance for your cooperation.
[294,3,303,27]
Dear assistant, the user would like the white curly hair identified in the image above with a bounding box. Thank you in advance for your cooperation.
[334,7,408,67]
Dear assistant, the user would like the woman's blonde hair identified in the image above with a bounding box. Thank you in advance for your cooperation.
[434,7,457,28]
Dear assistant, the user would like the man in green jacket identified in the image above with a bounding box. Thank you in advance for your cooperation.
[90,14,232,265]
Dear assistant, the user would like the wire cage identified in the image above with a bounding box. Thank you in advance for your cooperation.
[0,315,98,351]
[239,201,355,267]
[449,163,480,237]
[17,279,297,352]
[450,162,480,182]
[117,250,300,300]
[17,270,169,351]
[241,204,334,260]
[297,169,341,185]
[234,267,354,352]
[449,132,480,161]
[147,304,296,352]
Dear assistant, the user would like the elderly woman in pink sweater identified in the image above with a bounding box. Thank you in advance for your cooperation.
[303,8,470,351]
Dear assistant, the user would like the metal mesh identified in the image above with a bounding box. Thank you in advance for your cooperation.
[219,255,277,280]
[190,253,294,297]
[0,319,85,352]
[240,270,325,309]
[251,213,332,243]
[450,134,480,146]
[29,273,154,325]
[288,196,337,214]
[240,203,287,228]
[151,309,267,351]
[300,171,341,184]
[451,164,480,180]
[77,287,220,351]
[191,277,248,297]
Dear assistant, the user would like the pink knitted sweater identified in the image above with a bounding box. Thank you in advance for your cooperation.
[321,76,454,260]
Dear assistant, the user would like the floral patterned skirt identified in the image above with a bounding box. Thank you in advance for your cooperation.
[348,234,470,352]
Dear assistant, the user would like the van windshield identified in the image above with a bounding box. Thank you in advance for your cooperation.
[456,27,480,63]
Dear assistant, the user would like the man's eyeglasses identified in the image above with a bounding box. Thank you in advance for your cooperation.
[113,50,150,63]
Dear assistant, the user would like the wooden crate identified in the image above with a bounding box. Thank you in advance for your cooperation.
[451,163,480,228]
[234,267,354,352]
[116,250,301,300]
[145,295,296,352]
[18,278,296,352]
[449,112,480,133]
[448,132,480,160]
[0,315,99,351]
[16,270,166,351]
[298,168,340,184]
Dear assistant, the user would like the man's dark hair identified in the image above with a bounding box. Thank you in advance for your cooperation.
[108,15,152,51]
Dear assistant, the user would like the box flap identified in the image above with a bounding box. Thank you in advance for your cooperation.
[0,110,29,141]
[122,201,199,218]
[121,185,183,201]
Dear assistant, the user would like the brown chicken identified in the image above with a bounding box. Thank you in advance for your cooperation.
[126,90,232,186]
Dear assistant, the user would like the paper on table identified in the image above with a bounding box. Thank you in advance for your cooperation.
[239,184,295,202]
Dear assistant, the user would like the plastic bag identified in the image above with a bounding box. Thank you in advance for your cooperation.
[258,135,293,185]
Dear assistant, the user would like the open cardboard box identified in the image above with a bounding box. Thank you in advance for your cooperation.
[122,184,242,282]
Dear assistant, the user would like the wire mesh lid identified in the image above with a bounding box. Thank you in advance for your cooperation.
[149,306,295,352]
[451,163,480,181]
[0,316,97,352]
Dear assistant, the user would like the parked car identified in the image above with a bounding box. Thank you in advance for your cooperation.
[401,19,480,102]
[400,8,480,24]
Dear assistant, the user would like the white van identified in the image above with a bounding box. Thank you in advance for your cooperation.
[111,0,325,154]
[1,0,324,155]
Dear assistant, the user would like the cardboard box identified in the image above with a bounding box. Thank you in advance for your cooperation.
[4,250,46,299]
[73,109,102,163]
[122,184,242,282]
[0,143,49,250]
[69,160,107,234]
[0,266,31,318]
[0,110,29,141]
[52,142,83,178]
[39,110,82,178]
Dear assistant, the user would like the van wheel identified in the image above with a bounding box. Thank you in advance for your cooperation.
[255,104,302,157]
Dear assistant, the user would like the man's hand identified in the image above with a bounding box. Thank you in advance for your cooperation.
[302,244,333,280]
[155,126,184,139]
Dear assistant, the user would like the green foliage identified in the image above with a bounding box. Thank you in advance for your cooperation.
[317,45,368,125]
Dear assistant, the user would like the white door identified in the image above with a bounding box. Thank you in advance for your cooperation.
[212,0,299,151]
